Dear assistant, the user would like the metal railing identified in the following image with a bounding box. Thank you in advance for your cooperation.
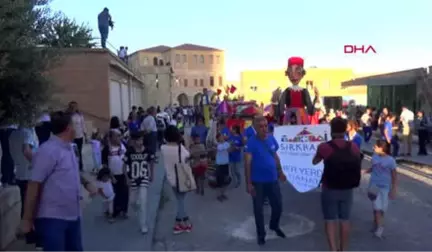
[90,37,119,53]
[90,37,133,70]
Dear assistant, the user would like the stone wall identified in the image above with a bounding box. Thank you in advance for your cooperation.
[0,186,21,250]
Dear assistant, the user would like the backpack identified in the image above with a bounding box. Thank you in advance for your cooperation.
[322,141,361,190]
[156,117,165,130]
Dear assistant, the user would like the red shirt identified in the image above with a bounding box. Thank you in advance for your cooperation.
[317,139,361,187]
[289,90,304,108]
[317,139,361,160]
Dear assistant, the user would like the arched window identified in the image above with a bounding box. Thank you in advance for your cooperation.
[153,57,158,66]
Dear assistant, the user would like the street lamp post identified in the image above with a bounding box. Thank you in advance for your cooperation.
[169,67,174,106]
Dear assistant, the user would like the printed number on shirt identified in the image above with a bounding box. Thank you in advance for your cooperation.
[130,161,148,179]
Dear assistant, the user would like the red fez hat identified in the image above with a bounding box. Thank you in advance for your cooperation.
[288,57,304,67]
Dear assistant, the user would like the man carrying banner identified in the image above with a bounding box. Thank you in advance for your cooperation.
[278,57,314,125]
[244,116,287,246]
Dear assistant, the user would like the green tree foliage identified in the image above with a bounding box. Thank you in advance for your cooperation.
[0,0,95,126]
[0,0,56,126]
[42,14,96,48]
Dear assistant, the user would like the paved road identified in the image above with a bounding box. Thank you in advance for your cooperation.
[152,158,432,251]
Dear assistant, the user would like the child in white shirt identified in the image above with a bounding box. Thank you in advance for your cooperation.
[97,167,116,223]
[101,129,128,218]
[91,130,102,173]
[215,133,231,201]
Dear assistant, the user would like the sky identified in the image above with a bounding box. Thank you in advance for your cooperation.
[50,0,432,80]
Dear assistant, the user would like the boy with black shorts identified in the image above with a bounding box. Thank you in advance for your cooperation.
[215,133,231,201]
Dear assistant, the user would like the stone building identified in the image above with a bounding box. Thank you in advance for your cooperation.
[128,43,225,107]
[48,48,144,131]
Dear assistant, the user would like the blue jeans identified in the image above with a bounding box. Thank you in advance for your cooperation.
[252,181,282,239]
[391,137,399,157]
[0,128,15,184]
[363,126,372,142]
[98,25,109,48]
[35,218,83,251]
[172,188,188,221]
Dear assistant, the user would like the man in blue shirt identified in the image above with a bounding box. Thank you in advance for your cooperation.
[191,116,208,145]
[244,119,274,140]
[244,124,256,140]
[382,114,399,157]
[244,116,286,245]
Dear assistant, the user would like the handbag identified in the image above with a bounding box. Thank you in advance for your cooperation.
[367,184,380,201]
[174,143,197,193]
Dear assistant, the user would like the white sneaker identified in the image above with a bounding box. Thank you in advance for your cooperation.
[140,226,149,234]
[374,227,384,239]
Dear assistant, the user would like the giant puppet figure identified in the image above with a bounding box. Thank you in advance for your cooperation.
[278,57,314,125]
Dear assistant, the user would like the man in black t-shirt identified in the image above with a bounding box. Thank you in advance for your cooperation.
[123,132,155,234]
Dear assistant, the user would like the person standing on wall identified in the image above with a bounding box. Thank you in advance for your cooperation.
[97,7,114,49]
[67,101,87,171]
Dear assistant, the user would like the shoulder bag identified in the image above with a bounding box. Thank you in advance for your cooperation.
[174,143,197,193]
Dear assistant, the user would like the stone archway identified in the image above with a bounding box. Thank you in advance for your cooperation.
[177,93,189,107]
[193,93,202,106]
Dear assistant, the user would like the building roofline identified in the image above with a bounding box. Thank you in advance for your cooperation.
[341,67,426,87]
[59,48,144,85]
[129,43,223,57]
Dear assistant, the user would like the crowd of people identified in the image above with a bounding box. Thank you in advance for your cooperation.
[0,98,428,251]
[0,101,202,250]
[358,105,431,156]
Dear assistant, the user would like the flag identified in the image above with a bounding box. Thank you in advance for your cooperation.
[224,85,230,94]
[229,85,237,94]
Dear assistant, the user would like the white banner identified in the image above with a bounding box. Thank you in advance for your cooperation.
[274,124,331,193]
